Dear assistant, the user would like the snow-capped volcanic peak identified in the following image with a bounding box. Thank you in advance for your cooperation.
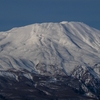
[0,21,100,74]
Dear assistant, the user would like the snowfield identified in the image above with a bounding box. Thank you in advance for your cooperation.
[0,21,100,74]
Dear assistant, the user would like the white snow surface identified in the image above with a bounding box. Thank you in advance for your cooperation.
[0,21,100,74]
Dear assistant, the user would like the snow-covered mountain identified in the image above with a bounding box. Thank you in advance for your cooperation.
[0,21,100,73]
[0,21,100,100]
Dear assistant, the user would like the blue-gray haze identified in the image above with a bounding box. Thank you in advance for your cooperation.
[0,0,100,31]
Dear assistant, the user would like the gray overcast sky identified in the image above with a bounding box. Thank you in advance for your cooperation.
[0,0,100,31]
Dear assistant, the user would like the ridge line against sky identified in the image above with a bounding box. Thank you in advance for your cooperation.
[0,0,100,31]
